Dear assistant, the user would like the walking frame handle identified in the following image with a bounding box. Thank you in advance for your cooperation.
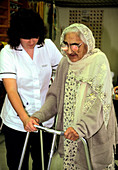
[34,124,64,136]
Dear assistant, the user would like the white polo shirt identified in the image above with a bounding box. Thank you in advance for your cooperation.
[0,39,63,132]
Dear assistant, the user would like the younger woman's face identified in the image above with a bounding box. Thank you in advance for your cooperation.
[63,32,87,62]
[20,38,39,49]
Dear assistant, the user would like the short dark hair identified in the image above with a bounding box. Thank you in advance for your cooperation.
[7,8,47,49]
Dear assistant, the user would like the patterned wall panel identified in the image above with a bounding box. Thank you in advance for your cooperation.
[69,9,104,49]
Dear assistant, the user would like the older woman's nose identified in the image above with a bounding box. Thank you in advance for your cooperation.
[67,46,73,54]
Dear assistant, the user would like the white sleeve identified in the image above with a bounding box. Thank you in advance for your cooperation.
[0,45,16,79]
[45,39,63,69]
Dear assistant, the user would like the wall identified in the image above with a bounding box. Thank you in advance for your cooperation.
[101,8,118,84]
[53,6,118,85]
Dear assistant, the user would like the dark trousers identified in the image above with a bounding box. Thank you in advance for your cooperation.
[2,124,53,170]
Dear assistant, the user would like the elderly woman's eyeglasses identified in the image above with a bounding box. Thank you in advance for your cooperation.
[61,41,83,52]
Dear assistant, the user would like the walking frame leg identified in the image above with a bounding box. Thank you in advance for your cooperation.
[40,130,45,170]
[80,137,92,170]
[18,132,30,170]
[47,133,57,170]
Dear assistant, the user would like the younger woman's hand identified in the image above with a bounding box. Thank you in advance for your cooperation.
[23,116,39,132]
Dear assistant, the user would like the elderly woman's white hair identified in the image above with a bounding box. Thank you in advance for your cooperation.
[60,23,95,53]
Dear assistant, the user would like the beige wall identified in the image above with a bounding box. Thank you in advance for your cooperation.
[101,8,118,84]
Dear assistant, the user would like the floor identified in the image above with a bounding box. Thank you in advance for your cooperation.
[0,131,118,170]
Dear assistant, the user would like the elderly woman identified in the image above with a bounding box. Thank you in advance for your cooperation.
[24,23,117,170]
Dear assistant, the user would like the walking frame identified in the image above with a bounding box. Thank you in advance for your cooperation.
[18,125,92,170]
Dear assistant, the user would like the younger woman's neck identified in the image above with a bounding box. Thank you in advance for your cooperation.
[25,48,34,59]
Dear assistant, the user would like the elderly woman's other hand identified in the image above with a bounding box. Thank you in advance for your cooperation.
[64,127,79,141]
[24,116,39,132]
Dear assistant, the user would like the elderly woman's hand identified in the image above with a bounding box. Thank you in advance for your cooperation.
[23,116,40,132]
[64,127,79,141]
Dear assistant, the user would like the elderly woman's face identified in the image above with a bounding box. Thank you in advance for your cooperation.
[63,32,87,62]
